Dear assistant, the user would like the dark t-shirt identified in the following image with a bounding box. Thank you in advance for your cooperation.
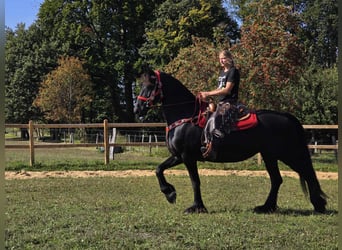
[217,66,240,103]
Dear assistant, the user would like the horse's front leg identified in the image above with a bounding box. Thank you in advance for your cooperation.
[156,155,183,204]
[184,159,208,214]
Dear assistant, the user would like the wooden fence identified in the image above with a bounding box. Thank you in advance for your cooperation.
[5,120,338,166]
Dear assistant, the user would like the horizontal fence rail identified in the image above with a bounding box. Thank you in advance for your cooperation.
[5,120,338,166]
[303,125,338,150]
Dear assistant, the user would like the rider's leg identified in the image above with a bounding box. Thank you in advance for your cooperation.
[201,116,219,159]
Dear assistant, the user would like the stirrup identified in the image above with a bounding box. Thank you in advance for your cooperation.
[201,142,213,158]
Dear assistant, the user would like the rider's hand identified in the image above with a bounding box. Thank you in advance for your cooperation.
[199,91,208,100]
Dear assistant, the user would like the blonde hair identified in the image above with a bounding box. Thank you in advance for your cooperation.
[219,50,234,67]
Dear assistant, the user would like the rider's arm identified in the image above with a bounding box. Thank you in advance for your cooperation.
[199,81,234,100]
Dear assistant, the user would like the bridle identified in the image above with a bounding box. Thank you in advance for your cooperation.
[137,70,163,108]
[136,71,209,130]
[137,70,202,110]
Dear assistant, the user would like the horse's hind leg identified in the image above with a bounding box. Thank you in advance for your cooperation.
[254,157,282,213]
[288,158,327,213]
[302,171,327,213]
[156,155,183,204]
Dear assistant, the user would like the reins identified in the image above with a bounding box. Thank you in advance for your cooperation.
[167,95,207,132]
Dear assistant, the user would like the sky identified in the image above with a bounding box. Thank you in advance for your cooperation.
[4,1,241,30]
[5,0,44,30]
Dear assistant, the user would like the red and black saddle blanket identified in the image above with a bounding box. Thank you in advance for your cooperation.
[166,101,258,133]
[198,102,258,132]
[235,112,258,130]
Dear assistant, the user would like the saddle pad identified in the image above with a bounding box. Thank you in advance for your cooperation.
[235,112,258,130]
[198,115,207,128]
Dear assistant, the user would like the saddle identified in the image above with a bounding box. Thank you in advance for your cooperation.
[166,100,257,139]
[216,102,250,122]
[201,102,257,133]
[200,102,258,158]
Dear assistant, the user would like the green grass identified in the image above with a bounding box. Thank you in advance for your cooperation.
[5,133,338,249]
[5,146,338,172]
[5,176,337,249]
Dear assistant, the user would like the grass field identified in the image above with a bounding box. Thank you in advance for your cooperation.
[5,143,338,249]
[5,175,337,249]
[5,145,338,172]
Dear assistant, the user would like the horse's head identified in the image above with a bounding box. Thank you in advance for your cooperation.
[134,66,199,124]
[134,70,163,121]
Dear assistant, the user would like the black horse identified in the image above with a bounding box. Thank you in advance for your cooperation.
[134,70,327,214]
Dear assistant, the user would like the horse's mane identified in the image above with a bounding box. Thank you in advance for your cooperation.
[161,73,195,100]
[160,72,197,124]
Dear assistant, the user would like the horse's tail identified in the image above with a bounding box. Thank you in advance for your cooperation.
[300,175,328,208]
[299,176,328,202]
[284,113,328,212]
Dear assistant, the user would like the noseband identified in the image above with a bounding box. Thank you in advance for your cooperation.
[137,70,163,108]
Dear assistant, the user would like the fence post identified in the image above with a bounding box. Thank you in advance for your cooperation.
[154,134,158,151]
[29,120,35,166]
[257,153,262,165]
[110,128,116,160]
[149,135,152,156]
[103,119,109,165]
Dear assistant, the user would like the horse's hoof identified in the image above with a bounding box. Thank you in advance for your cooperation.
[253,205,278,214]
[184,205,208,214]
[314,206,326,214]
[165,191,177,204]
[312,198,327,213]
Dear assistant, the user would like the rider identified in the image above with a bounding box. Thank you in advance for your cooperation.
[199,49,240,105]
[199,49,240,158]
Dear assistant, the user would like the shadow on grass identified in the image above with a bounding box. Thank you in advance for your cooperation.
[275,208,338,216]
[209,208,338,216]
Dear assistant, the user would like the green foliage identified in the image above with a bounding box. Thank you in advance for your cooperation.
[231,0,305,111]
[164,37,220,95]
[140,0,238,68]
[34,56,94,123]
[36,0,163,122]
[5,177,337,249]
[229,0,338,67]
[294,65,338,124]
[5,25,58,123]
[299,0,338,67]
[166,0,307,112]
[4,0,338,125]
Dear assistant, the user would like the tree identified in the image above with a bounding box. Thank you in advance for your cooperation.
[140,0,238,68]
[36,0,163,122]
[299,0,338,67]
[294,65,337,124]
[164,36,221,94]
[5,23,59,139]
[228,0,338,68]
[230,0,305,111]
[34,56,93,123]
[165,0,305,112]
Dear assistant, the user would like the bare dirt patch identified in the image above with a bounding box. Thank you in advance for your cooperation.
[5,169,337,180]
